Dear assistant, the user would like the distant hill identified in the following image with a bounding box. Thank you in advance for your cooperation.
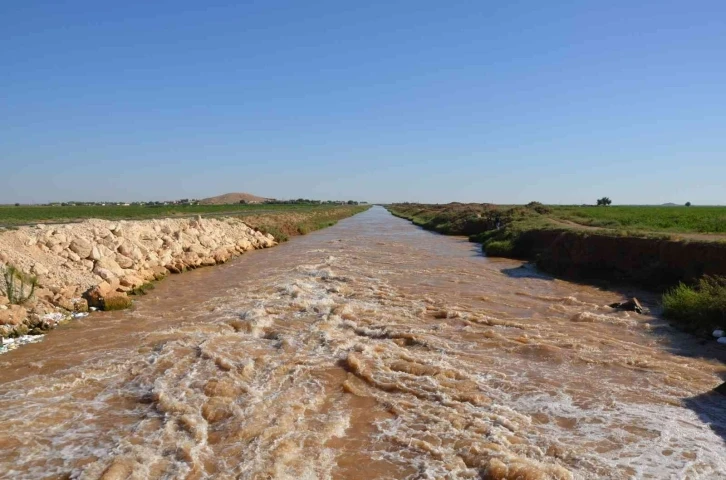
[661,203,678,206]
[199,192,269,205]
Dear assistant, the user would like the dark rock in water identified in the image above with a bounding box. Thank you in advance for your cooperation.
[715,382,726,396]
[609,297,644,314]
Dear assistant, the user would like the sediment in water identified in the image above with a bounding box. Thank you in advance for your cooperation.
[0,207,367,340]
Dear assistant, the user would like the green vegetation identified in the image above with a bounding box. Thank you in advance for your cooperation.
[256,225,290,242]
[662,276,726,333]
[548,205,726,234]
[129,282,155,296]
[388,202,554,258]
[482,240,514,257]
[0,203,348,226]
[1,265,38,305]
[103,295,133,311]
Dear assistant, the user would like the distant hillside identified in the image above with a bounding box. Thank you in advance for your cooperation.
[199,192,269,205]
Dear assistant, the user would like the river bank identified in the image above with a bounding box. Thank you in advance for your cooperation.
[386,203,726,336]
[0,206,368,344]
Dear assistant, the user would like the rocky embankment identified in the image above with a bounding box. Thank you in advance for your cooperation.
[0,216,276,340]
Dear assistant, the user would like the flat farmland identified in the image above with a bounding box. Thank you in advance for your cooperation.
[548,206,726,234]
[0,203,344,227]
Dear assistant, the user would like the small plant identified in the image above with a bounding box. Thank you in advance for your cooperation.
[1,264,38,305]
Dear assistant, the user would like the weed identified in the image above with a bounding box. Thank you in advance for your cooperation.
[662,275,726,332]
[103,295,133,311]
[0,264,38,304]
[129,282,155,296]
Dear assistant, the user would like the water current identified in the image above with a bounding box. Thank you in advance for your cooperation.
[1,206,725,479]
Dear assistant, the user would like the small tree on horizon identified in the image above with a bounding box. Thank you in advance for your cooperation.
[686,201,692,207]
[596,197,612,206]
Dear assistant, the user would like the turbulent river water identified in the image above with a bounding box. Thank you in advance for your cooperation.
[1,206,725,480]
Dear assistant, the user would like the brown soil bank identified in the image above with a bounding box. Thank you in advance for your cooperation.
[0,205,368,340]
[518,229,726,288]
[386,203,726,289]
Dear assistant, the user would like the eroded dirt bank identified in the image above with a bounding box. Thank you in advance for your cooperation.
[0,206,724,479]
[518,230,726,289]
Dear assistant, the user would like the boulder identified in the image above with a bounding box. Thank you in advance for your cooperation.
[0,295,8,306]
[0,305,27,326]
[609,297,645,314]
[187,244,208,257]
[212,248,232,264]
[84,285,131,310]
[98,244,116,258]
[150,266,168,280]
[31,263,48,276]
[73,298,89,313]
[95,257,125,277]
[120,275,144,289]
[115,253,134,269]
[199,235,217,249]
[89,245,102,261]
[201,256,217,266]
[69,238,93,258]
[117,241,133,257]
[93,267,117,283]
[52,296,77,312]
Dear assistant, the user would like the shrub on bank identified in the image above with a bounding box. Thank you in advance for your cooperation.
[662,275,726,332]
[483,240,514,257]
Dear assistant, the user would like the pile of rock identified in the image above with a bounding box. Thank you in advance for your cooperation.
[0,215,276,339]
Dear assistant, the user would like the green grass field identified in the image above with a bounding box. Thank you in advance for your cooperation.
[0,203,340,226]
[549,206,726,234]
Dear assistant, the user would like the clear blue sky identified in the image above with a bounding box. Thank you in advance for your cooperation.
[2,1,724,205]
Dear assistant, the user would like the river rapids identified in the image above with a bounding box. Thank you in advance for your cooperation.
[1,206,725,479]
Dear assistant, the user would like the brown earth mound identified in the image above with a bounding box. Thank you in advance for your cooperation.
[199,192,268,205]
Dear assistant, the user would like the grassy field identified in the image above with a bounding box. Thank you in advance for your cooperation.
[549,206,726,234]
[0,203,346,226]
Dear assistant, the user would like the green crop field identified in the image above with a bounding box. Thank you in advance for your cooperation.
[549,206,726,234]
[0,203,343,227]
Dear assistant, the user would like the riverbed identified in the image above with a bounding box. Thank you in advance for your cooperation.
[1,206,724,479]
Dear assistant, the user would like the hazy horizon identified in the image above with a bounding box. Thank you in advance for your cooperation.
[2,1,725,205]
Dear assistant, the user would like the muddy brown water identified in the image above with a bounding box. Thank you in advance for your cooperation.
[1,206,725,479]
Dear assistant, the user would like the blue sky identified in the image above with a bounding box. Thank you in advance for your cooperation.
[1,1,724,204]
